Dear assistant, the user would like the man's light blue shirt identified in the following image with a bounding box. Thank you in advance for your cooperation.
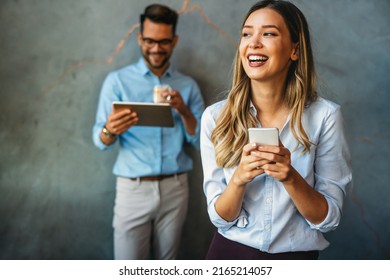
[93,58,205,178]
[200,97,352,253]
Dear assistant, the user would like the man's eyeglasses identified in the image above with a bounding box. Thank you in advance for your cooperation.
[141,37,173,47]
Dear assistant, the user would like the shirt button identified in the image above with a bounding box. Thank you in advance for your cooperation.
[265,224,270,230]
[266,198,272,204]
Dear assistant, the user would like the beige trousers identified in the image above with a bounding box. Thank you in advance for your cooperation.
[113,173,189,260]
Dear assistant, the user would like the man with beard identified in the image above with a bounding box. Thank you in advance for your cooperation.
[92,4,204,260]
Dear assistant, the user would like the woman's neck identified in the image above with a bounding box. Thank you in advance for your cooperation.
[250,80,290,129]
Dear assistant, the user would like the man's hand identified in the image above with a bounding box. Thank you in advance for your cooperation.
[106,108,139,135]
[100,107,139,145]
[161,89,197,135]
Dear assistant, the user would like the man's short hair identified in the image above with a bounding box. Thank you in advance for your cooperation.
[140,4,178,35]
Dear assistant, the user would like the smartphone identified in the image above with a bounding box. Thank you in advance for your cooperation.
[248,127,279,146]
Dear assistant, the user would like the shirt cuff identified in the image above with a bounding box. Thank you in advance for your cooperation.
[307,197,341,232]
[93,126,117,150]
[208,201,249,230]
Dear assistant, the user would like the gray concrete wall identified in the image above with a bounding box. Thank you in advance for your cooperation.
[0,0,389,259]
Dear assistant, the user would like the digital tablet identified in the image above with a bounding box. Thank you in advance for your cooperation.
[112,101,174,127]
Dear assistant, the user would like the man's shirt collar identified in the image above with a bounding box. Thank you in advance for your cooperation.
[137,58,173,78]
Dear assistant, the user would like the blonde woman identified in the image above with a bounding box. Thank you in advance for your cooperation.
[200,0,352,260]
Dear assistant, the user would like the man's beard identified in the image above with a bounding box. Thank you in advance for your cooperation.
[142,50,171,70]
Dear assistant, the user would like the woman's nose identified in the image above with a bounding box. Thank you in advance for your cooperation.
[249,36,262,48]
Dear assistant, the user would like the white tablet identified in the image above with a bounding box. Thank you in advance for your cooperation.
[112,101,174,127]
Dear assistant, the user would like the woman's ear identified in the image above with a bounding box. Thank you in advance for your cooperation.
[291,43,299,61]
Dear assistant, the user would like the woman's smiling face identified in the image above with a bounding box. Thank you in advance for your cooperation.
[239,8,298,83]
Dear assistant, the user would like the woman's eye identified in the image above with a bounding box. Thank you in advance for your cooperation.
[242,32,251,37]
[264,32,276,37]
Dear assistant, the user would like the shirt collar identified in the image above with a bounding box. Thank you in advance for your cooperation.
[136,58,174,78]
[249,100,261,127]
[249,100,258,116]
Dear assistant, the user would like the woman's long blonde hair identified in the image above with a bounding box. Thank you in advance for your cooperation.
[211,0,317,168]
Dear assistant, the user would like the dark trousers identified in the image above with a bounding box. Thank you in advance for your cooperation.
[206,231,319,260]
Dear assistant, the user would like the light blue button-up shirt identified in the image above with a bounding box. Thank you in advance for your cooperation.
[200,97,352,253]
[93,58,205,178]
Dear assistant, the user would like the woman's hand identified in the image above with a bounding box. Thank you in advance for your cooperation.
[256,141,293,182]
[232,143,273,186]
[215,142,275,221]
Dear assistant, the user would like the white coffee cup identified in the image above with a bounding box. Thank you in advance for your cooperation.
[153,84,172,103]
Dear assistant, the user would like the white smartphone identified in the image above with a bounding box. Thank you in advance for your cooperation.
[248,127,279,146]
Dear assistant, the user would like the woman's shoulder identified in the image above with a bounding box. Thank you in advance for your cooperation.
[307,96,341,115]
[201,99,228,127]
[204,99,228,117]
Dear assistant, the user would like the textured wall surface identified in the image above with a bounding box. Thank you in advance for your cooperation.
[0,0,389,260]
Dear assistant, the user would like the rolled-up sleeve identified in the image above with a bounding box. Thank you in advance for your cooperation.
[200,105,249,231]
[308,106,352,232]
[92,73,119,150]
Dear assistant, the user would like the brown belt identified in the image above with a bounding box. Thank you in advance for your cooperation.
[130,172,184,181]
